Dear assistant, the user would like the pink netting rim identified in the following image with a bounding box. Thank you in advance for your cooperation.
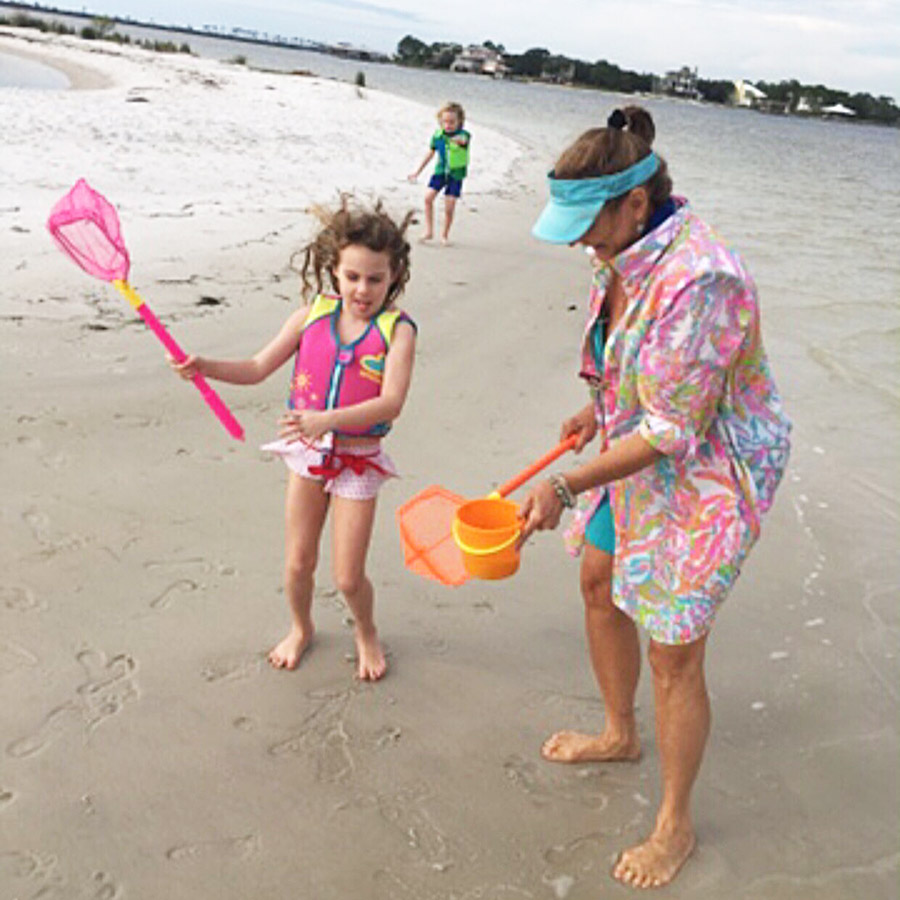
[46,178,130,282]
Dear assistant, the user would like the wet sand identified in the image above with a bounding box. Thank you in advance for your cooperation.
[1,29,898,900]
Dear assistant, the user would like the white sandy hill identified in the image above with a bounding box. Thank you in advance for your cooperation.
[1,29,522,320]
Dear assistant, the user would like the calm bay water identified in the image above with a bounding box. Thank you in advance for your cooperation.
[0,48,68,87]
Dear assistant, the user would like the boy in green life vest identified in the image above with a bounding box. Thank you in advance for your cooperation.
[408,101,471,245]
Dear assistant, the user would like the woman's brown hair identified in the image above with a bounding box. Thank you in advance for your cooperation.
[553,105,672,213]
[296,196,414,305]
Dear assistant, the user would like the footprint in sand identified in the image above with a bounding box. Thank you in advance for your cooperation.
[268,688,357,783]
[541,832,610,896]
[166,833,261,862]
[22,507,88,556]
[0,787,16,810]
[86,870,124,899]
[6,649,138,758]
[375,784,455,871]
[0,584,46,612]
[149,578,200,610]
[503,754,610,810]
[0,850,62,892]
[0,639,39,675]
[200,653,262,683]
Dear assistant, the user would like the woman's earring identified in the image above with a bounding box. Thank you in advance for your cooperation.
[636,221,644,235]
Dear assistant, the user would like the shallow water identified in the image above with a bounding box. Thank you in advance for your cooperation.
[0,48,69,88]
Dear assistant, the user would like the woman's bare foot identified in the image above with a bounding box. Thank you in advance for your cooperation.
[418,233,433,244]
[267,626,314,670]
[612,826,696,889]
[541,729,641,763]
[354,626,387,681]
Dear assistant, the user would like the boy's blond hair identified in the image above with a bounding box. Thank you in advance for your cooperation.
[438,101,465,127]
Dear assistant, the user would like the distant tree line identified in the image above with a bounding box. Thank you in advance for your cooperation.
[395,34,898,125]
[0,11,191,53]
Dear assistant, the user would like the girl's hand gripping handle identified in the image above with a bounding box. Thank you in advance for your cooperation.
[113,281,245,441]
[494,435,579,498]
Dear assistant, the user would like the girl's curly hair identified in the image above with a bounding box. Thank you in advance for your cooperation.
[295,196,415,306]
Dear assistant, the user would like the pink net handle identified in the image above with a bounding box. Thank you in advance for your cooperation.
[46,178,130,282]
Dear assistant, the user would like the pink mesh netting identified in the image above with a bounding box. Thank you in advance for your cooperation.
[46,178,130,282]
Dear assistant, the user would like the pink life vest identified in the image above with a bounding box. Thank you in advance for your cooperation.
[288,293,413,437]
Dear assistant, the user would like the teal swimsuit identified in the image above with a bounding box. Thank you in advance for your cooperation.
[584,318,616,555]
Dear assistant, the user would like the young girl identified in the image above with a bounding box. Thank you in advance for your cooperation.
[408,101,471,244]
[171,198,416,681]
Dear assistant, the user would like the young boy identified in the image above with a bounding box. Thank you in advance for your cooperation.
[408,101,470,245]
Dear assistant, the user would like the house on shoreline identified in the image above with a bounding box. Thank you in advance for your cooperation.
[654,66,699,99]
[450,45,509,77]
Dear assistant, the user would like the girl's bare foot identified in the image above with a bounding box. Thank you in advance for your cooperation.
[418,233,433,244]
[541,729,641,763]
[354,626,387,681]
[612,826,695,889]
[267,626,314,670]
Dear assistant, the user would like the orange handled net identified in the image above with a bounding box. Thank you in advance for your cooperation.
[396,436,578,587]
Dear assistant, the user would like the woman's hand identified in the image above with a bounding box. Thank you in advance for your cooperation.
[278,409,334,443]
[517,479,564,548]
[561,406,597,452]
[169,354,204,380]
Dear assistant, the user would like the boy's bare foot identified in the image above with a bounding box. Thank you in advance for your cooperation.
[354,627,387,681]
[612,826,696,889]
[267,626,314,670]
[541,729,641,763]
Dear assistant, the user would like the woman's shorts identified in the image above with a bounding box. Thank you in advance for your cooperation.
[585,491,615,554]
[261,439,397,501]
[428,173,463,197]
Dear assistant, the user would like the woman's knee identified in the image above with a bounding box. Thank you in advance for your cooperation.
[647,638,707,688]
[580,552,614,612]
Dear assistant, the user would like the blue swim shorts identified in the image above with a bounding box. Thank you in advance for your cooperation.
[428,173,463,197]
[585,492,615,555]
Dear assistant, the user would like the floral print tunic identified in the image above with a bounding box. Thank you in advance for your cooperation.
[567,199,791,644]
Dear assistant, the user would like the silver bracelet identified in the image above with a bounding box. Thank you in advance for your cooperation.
[548,474,576,509]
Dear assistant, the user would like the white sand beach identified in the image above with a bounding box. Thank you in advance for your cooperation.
[1,27,898,900]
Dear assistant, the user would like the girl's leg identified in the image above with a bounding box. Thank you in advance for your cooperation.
[612,635,709,888]
[441,196,458,243]
[330,494,385,681]
[541,544,641,762]
[421,188,438,241]
[268,473,329,670]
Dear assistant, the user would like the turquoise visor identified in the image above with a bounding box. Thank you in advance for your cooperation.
[532,152,659,244]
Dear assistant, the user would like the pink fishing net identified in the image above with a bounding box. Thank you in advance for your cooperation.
[46,178,130,282]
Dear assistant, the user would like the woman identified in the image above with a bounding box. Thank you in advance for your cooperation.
[520,106,791,888]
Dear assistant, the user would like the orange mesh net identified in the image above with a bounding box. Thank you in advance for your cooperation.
[396,485,468,587]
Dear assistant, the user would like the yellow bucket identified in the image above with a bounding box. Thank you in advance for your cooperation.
[451,497,521,580]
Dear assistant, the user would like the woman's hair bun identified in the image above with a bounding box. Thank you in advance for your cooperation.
[607,109,627,130]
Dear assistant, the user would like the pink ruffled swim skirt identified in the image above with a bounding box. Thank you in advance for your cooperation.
[261,438,397,500]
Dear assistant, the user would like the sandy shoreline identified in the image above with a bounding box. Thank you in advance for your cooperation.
[0,31,114,88]
[2,29,898,900]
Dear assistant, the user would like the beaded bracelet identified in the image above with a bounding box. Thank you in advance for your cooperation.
[548,473,576,509]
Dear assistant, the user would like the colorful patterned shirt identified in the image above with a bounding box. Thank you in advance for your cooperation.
[568,199,791,644]
[430,128,471,179]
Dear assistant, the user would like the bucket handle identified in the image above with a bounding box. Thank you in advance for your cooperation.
[451,519,521,556]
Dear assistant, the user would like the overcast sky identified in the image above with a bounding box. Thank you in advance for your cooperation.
[43,0,900,97]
